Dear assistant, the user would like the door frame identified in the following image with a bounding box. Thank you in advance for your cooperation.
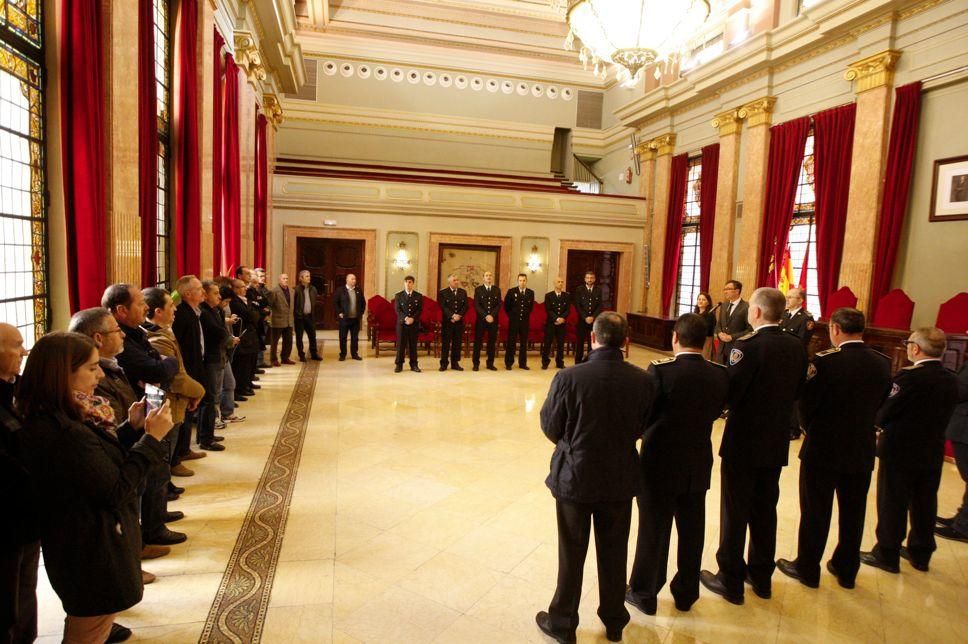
[283,226,378,306]
[559,240,635,315]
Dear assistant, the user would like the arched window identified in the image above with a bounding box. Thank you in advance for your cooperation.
[786,131,820,315]
[675,156,702,315]
[154,0,172,287]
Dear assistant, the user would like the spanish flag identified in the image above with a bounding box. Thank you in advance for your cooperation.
[777,246,794,294]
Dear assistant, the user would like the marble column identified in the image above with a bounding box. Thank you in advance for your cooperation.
[708,108,744,293]
[733,96,776,291]
[635,141,656,311]
[840,50,901,312]
[645,133,676,316]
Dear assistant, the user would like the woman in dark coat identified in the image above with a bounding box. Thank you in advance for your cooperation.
[694,292,717,360]
[16,332,172,643]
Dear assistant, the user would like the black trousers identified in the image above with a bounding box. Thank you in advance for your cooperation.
[715,460,782,595]
[873,460,943,566]
[549,499,632,633]
[541,323,566,367]
[575,322,592,363]
[440,320,464,367]
[338,317,361,358]
[795,463,871,585]
[269,326,293,362]
[472,321,497,366]
[232,351,257,392]
[0,540,39,644]
[952,441,968,535]
[628,483,706,608]
[294,316,319,358]
[505,322,529,367]
[395,323,419,366]
[174,411,195,463]
[196,364,220,445]
[141,454,170,540]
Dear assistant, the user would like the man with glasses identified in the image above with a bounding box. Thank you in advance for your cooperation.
[714,280,752,365]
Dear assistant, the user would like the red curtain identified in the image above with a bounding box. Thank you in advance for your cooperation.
[173,0,200,277]
[660,153,690,316]
[138,0,157,287]
[253,112,269,268]
[698,143,719,293]
[219,55,242,276]
[60,0,106,312]
[870,82,922,317]
[756,117,810,288]
[212,29,224,275]
[813,103,856,317]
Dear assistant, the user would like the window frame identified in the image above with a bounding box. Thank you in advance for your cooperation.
[674,155,703,317]
[154,0,173,289]
[786,129,820,316]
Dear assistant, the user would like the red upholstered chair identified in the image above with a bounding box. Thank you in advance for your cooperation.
[529,302,547,350]
[871,289,915,330]
[498,306,510,347]
[824,286,858,318]
[563,306,579,356]
[936,292,968,333]
[461,298,477,358]
[369,302,399,357]
[419,297,442,356]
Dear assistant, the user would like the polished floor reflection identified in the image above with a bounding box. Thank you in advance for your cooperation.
[35,340,968,643]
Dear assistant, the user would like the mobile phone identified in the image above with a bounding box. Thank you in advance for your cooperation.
[145,383,166,412]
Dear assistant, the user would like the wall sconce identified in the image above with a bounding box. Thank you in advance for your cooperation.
[526,245,542,273]
[393,242,411,270]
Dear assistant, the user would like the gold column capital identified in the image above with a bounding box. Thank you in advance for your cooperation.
[651,133,677,157]
[263,93,284,128]
[844,50,901,93]
[738,96,777,128]
[711,108,744,136]
[235,31,268,84]
[634,141,656,162]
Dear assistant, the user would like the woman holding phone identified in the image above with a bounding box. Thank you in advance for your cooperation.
[17,332,173,643]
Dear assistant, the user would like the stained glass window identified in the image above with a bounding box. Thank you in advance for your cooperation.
[787,132,820,315]
[154,0,172,288]
[0,4,46,349]
[675,156,703,316]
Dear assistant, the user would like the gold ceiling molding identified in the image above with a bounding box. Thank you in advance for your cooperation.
[634,141,655,161]
[737,96,777,128]
[263,93,284,128]
[844,50,901,93]
[235,32,268,84]
[650,133,677,157]
[330,5,567,40]
[711,108,743,136]
[898,0,946,20]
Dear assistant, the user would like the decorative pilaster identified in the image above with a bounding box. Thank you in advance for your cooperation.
[844,50,901,93]
[645,133,676,315]
[734,96,776,290]
[263,93,284,128]
[708,108,745,291]
[234,31,267,85]
[636,140,657,310]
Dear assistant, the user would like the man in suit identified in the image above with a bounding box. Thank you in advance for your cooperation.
[627,313,728,616]
[937,357,968,542]
[714,279,753,364]
[574,271,603,364]
[701,287,807,604]
[438,274,468,371]
[248,268,271,369]
[861,327,959,573]
[541,277,571,370]
[472,271,501,371]
[293,270,321,362]
[334,273,365,361]
[776,308,892,589]
[394,276,423,373]
[536,313,654,644]
[780,287,816,439]
[268,273,295,366]
[504,273,535,370]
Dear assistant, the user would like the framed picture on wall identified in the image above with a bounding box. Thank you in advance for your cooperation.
[930,155,968,222]
[438,244,501,292]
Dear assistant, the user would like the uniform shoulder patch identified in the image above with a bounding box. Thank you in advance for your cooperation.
[806,363,818,380]
[650,357,676,366]
[729,348,744,365]
[816,347,840,358]
[889,382,901,397]
[736,331,756,341]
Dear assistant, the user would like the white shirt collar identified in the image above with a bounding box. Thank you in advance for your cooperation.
[757,323,780,329]
[838,339,864,346]
[788,306,802,315]
[915,358,942,365]
[674,351,702,357]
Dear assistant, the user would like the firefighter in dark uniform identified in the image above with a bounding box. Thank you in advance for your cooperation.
[541,277,571,370]
[393,276,423,373]
[438,274,468,371]
[701,288,807,605]
[776,308,892,590]
[780,287,816,439]
[626,313,728,616]
[861,327,959,574]
[504,273,534,370]
[574,271,603,364]
[472,271,501,371]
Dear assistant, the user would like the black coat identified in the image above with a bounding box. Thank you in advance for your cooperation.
[876,361,959,469]
[294,284,319,321]
[394,290,423,328]
[230,297,262,355]
[504,287,534,327]
[544,291,572,324]
[199,302,231,366]
[473,285,501,323]
[720,325,807,467]
[798,342,893,473]
[540,347,654,504]
[714,299,753,362]
[0,380,38,547]
[334,285,366,319]
[642,354,729,493]
[780,307,816,348]
[116,322,178,399]
[439,287,468,323]
[172,302,205,382]
[19,410,165,616]
[574,285,603,324]
[945,363,968,445]
[698,309,716,337]
[94,360,142,450]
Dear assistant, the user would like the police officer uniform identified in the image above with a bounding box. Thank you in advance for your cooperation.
[780,306,816,439]
[627,353,728,614]
[504,285,534,369]
[541,290,571,369]
[394,288,423,371]
[574,285,603,364]
[472,284,501,370]
[438,285,468,371]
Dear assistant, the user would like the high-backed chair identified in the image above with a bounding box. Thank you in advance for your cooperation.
[419,297,442,356]
[936,292,968,333]
[461,297,477,357]
[528,301,547,350]
[871,289,915,330]
[368,298,399,357]
[824,286,858,318]
[563,306,579,356]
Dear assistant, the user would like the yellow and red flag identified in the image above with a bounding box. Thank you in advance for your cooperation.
[777,246,794,294]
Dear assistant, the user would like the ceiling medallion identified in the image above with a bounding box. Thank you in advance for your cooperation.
[552,0,711,85]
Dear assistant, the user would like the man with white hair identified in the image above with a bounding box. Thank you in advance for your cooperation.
[438,274,468,371]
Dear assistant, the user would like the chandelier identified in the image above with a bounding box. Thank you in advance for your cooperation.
[552,0,711,84]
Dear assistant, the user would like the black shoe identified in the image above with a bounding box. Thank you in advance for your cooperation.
[936,515,955,528]
[534,611,576,644]
[234,395,248,402]
[394,365,403,373]
[826,560,855,589]
[312,355,322,361]
[935,525,968,543]
[339,355,346,361]
[673,598,694,612]
[506,364,513,370]
[556,363,565,369]
[487,365,497,371]
[145,528,187,546]
[249,384,261,389]
[776,558,819,588]
[255,369,266,374]
[439,365,448,371]
[625,589,656,615]
[164,510,185,523]
[352,355,363,360]
[900,547,929,571]
[541,363,549,370]
[211,435,225,442]
[241,389,256,396]
[411,366,422,373]
[106,623,132,643]
[744,572,772,599]
[472,364,479,371]
[200,442,225,452]
[860,551,899,574]
[452,365,464,371]
[606,626,623,642]
[168,483,185,495]
[252,376,260,382]
[167,491,180,502]
[700,570,743,605]
[298,355,306,363]
[519,365,530,370]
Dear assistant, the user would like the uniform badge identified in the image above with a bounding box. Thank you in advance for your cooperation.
[806,363,817,380]
[729,348,744,366]
[889,383,900,398]
[806,321,815,331]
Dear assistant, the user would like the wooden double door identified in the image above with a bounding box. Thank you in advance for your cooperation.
[295,237,365,330]
[566,250,619,311]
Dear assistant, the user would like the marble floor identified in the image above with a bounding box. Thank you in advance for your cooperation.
[35,338,968,643]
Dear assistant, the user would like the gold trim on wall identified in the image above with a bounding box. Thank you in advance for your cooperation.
[557,240,635,316]
[738,96,777,128]
[711,108,744,136]
[282,226,378,302]
[651,133,677,157]
[844,50,902,93]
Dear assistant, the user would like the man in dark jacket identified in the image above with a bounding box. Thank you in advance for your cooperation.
[776,308,892,589]
[504,274,534,370]
[574,271,603,364]
[627,314,728,616]
[861,327,959,573]
[0,323,37,644]
[701,287,807,604]
[541,277,571,370]
[334,273,366,361]
[248,269,271,369]
[394,276,423,373]
[228,280,261,396]
[472,271,501,371]
[937,358,968,542]
[714,279,753,364]
[294,271,322,362]
[536,312,654,644]
[780,287,816,439]
[438,275,468,371]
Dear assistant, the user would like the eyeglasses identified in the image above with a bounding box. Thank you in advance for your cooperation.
[901,340,917,347]
[103,328,124,335]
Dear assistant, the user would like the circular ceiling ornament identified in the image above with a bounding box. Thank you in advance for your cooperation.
[322,61,338,76]
[357,64,371,79]
[374,66,388,80]
[439,73,452,87]
[340,62,354,77]
[455,75,468,89]
[546,86,559,99]
[531,84,544,97]
[561,87,574,101]
[486,79,499,93]
[390,68,404,82]
[501,80,514,94]
[423,71,437,86]
[407,69,421,84]
[470,77,484,91]
[516,82,529,96]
